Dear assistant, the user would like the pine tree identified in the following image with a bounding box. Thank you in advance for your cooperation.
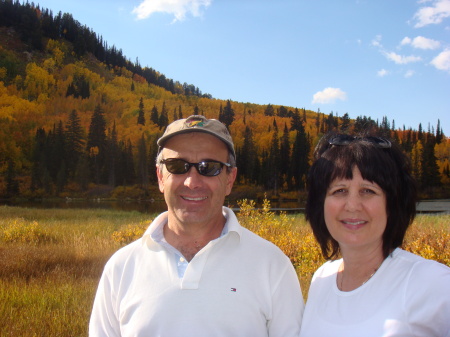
[291,108,302,132]
[291,124,310,190]
[264,104,275,116]
[137,97,145,125]
[239,126,258,184]
[220,100,235,127]
[137,134,149,189]
[280,123,291,188]
[150,105,159,126]
[340,113,351,132]
[87,104,107,184]
[158,101,169,129]
[66,110,85,177]
[5,159,19,197]
[436,119,443,144]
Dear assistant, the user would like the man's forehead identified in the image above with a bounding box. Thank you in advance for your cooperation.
[163,132,229,150]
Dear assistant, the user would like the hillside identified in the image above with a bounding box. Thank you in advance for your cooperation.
[0,1,449,200]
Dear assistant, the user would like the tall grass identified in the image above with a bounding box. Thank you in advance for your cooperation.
[0,204,448,336]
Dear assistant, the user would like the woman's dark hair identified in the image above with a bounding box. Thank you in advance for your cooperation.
[305,133,417,260]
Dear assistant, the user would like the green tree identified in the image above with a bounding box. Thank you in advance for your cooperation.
[220,100,235,127]
[5,159,19,197]
[291,124,310,190]
[340,113,351,132]
[137,134,149,189]
[137,97,145,125]
[280,123,291,188]
[264,104,275,116]
[65,110,85,178]
[150,105,159,126]
[239,126,258,184]
[291,108,302,132]
[87,104,107,184]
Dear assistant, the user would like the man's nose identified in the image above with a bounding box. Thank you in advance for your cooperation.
[183,166,203,189]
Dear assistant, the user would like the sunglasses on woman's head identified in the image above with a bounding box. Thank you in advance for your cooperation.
[160,158,231,177]
[328,135,392,148]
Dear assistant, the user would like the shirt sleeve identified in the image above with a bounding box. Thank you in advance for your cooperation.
[267,258,305,337]
[404,260,450,337]
[89,265,121,337]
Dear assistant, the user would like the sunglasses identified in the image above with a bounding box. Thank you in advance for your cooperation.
[328,135,392,148]
[160,158,231,177]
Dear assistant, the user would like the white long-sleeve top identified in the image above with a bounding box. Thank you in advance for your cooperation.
[90,207,304,337]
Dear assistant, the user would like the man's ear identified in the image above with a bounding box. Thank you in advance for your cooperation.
[156,166,164,193]
[225,167,237,196]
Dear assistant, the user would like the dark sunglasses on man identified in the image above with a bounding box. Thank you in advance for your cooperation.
[161,158,231,177]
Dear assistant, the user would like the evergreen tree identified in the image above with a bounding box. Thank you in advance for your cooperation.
[264,104,275,116]
[150,105,159,126]
[280,123,291,188]
[239,126,258,184]
[291,124,310,190]
[278,106,288,117]
[5,159,19,197]
[87,104,107,184]
[267,128,281,193]
[137,134,149,189]
[158,101,169,129]
[436,119,443,144]
[421,141,442,191]
[106,121,119,187]
[65,110,85,177]
[74,153,90,190]
[291,108,302,132]
[137,97,145,125]
[148,135,159,184]
[220,100,235,127]
[340,113,351,132]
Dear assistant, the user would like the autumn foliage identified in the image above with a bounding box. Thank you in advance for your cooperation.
[0,1,449,200]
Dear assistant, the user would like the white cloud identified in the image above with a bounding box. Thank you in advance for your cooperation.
[400,37,412,46]
[312,88,347,104]
[404,70,415,78]
[383,51,422,64]
[132,0,212,21]
[431,49,450,72]
[401,36,441,49]
[371,35,383,48]
[413,0,450,28]
[377,69,389,77]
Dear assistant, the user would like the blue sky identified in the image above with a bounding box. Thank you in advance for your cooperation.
[38,0,450,134]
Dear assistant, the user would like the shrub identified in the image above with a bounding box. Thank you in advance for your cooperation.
[111,220,151,245]
[0,218,56,244]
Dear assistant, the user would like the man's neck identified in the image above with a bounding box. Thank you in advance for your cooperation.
[163,216,226,261]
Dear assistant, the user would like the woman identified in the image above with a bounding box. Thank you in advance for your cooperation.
[299,133,450,337]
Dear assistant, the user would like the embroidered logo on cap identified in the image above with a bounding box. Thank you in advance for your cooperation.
[186,117,205,128]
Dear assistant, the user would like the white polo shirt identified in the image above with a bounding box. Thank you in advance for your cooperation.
[90,207,304,337]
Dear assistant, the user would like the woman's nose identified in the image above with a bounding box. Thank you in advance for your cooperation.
[344,193,362,212]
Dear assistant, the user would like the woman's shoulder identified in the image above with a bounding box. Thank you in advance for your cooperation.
[391,248,450,288]
[392,248,450,273]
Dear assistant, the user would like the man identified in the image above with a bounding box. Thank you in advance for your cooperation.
[89,115,304,336]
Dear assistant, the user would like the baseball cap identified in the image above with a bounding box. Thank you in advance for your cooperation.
[157,115,236,159]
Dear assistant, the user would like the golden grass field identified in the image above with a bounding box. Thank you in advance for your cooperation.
[0,202,449,337]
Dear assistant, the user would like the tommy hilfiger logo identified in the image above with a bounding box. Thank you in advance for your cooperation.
[231,288,237,292]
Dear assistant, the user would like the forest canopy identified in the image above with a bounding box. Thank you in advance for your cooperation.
[0,0,449,200]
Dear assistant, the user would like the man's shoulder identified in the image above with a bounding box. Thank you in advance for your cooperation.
[238,225,287,255]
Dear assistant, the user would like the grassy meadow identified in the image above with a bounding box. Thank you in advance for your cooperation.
[0,202,449,337]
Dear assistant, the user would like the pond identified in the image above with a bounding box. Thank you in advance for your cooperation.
[1,198,449,214]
